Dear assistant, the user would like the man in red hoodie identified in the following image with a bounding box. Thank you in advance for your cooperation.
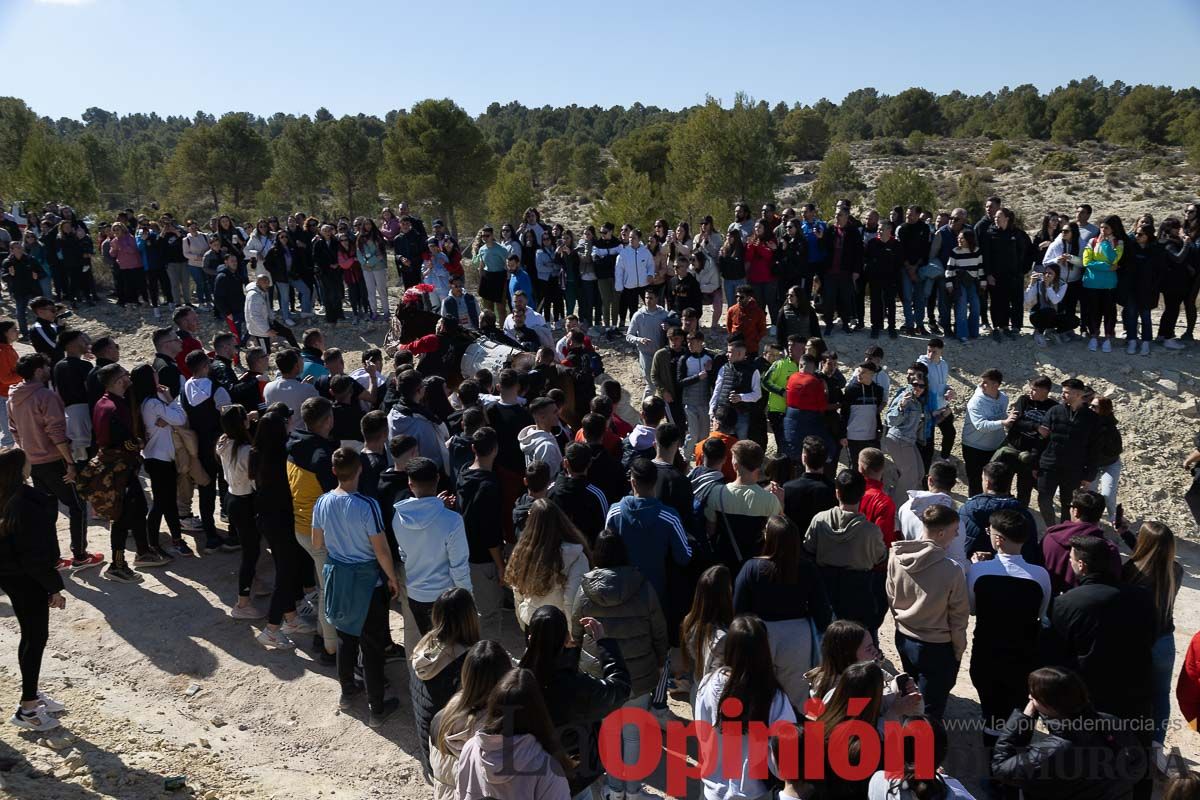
[1040,488,1121,596]
[858,446,897,638]
[8,353,102,571]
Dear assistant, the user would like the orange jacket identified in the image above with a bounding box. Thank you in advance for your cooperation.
[727,298,766,353]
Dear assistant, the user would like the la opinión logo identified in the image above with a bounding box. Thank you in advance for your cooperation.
[598,697,935,796]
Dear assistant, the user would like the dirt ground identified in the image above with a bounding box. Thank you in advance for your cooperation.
[2,284,1200,799]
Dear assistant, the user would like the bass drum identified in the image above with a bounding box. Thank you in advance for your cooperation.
[460,339,533,377]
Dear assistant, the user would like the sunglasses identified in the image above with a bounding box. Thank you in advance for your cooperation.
[912,382,928,388]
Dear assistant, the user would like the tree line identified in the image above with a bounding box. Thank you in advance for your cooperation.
[0,76,1196,235]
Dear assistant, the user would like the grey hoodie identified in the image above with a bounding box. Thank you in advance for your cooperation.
[456,731,570,800]
[803,506,886,571]
[518,425,562,478]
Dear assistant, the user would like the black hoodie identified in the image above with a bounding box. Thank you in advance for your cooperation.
[456,467,503,564]
[375,467,411,556]
[548,473,609,545]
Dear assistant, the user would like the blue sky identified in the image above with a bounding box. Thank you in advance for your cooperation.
[2,0,1197,121]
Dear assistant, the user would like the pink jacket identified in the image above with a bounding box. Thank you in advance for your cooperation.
[7,380,68,464]
[108,233,143,270]
[380,216,401,242]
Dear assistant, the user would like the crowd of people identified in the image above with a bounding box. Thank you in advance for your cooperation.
[0,194,1199,800]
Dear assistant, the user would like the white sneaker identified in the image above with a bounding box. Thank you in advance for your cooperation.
[1140,340,1151,356]
[1101,338,1112,353]
[231,604,265,620]
[36,692,65,714]
[1087,337,1099,352]
[1165,338,1186,350]
[1126,339,1138,354]
[295,598,316,619]
[9,707,60,732]
[256,627,296,650]
[281,616,317,636]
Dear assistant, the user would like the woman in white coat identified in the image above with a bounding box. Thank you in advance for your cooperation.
[243,272,275,351]
[504,499,590,630]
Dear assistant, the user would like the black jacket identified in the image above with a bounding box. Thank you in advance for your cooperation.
[585,442,626,505]
[991,709,1144,800]
[408,646,467,777]
[0,485,64,594]
[53,355,93,407]
[537,638,631,791]
[456,467,503,564]
[1006,394,1057,453]
[263,241,296,283]
[392,229,428,285]
[310,236,338,276]
[1093,414,1122,468]
[1038,402,1101,480]
[548,473,609,546]
[1043,573,1155,719]
[212,265,243,317]
[152,353,183,399]
[1,254,43,298]
[782,472,837,536]
[983,225,1026,279]
[864,236,903,283]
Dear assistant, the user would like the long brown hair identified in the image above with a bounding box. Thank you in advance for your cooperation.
[717,614,783,725]
[758,515,802,584]
[679,565,733,677]
[478,668,572,775]
[0,449,29,539]
[1123,521,1179,631]
[505,499,590,599]
[428,588,481,650]
[435,640,512,755]
[817,660,883,731]
[809,620,870,699]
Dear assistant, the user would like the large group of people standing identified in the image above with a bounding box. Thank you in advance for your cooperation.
[1,191,1200,800]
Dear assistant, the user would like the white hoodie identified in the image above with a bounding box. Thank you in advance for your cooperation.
[244,282,272,337]
[518,425,561,479]
[614,244,654,292]
[896,490,968,571]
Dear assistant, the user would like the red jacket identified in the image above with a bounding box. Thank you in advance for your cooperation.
[785,371,826,411]
[399,333,439,354]
[860,478,897,548]
[744,242,775,283]
[0,343,18,398]
[1177,629,1200,727]
[727,298,766,353]
[176,331,204,378]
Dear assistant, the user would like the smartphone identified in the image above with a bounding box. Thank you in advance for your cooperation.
[896,673,916,696]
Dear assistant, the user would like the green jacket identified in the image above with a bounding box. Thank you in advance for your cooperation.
[763,357,798,413]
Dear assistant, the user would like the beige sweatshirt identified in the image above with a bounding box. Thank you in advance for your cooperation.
[886,539,969,658]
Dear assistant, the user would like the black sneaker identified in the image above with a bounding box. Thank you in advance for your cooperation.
[888,328,899,339]
[990,330,1003,342]
[928,322,942,335]
[382,642,406,663]
[203,538,224,554]
[172,539,195,557]
[1005,329,1017,340]
[915,325,928,336]
[338,688,363,711]
[219,538,241,553]
[319,650,337,667]
[368,698,401,729]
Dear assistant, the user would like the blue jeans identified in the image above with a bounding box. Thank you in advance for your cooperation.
[723,277,746,310]
[1123,302,1154,342]
[38,277,52,298]
[902,273,932,328]
[291,279,313,314]
[0,396,12,449]
[1151,633,1175,744]
[274,281,292,317]
[12,294,29,335]
[605,692,652,794]
[895,631,958,720]
[191,268,213,305]
[954,281,980,340]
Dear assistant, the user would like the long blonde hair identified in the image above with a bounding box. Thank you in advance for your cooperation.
[1122,521,1178,631]
[505,499,590,598]
[434,640,511,754]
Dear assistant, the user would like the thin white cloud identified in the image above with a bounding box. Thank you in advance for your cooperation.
[34,0,97,6]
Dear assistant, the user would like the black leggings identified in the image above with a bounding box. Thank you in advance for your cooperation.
[145,459,182,541]
[229,494,258,597]
[337,585,389,712]
[962,444,995,499]
[146,269,173,306]
[111,479,150,558]
[196,438,219,538]
[0,574,50,702]
[321,272,345,323]
[259,505,306,625]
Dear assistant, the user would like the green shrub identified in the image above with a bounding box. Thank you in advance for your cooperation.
[985,141,1013,165]
[868,138,907,156]
[1038,151,1079,172]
